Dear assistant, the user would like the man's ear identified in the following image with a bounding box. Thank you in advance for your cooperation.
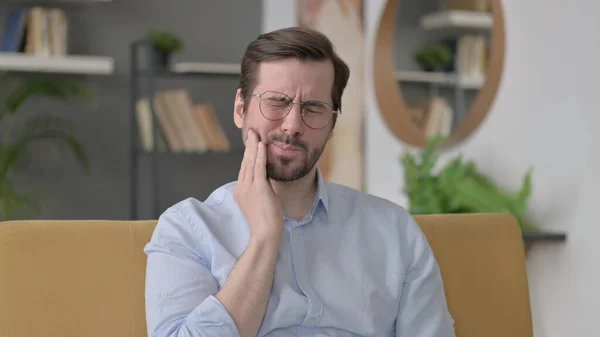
[233,88,245,129]
[327,123,335,140]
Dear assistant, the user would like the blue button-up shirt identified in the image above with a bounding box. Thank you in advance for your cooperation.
[144,170,455,337]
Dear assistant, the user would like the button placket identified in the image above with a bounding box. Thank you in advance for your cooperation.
[290,227,307,294]
[289,226,323,328]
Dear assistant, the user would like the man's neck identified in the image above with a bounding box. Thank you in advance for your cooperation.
[270,169,318,222]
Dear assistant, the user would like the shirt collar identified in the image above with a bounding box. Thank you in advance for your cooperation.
[314,167,330,220]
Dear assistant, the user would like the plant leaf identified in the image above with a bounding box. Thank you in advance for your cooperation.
[0,176,45,220]
[1,114,90,175]
[511,167,533,215]
[399,136,538,231]
[3,78,96,115]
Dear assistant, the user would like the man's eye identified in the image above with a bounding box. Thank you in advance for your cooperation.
[304,105,327,114]
[264,99,289,108]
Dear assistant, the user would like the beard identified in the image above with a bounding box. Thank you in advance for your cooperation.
[243,126,326,182]
[267,140,324,182]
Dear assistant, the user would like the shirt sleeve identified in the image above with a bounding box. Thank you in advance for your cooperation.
[144,207,241,337]
[396,214,456,337]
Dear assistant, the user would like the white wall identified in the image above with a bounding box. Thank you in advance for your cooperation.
[364,0,600,336]
[262,0,296,33]
[263,0,600,335]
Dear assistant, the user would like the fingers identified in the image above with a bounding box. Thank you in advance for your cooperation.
[238,132,250,182]
[238,157,246,182]
[255,140,267,180]
[244,130,258,182]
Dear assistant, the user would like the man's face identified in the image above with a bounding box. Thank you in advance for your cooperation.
[234,58,335,182]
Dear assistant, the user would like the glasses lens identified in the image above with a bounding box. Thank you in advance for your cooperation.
[258,91,335,129]
[260,91,291,120]
[302,102,334,129]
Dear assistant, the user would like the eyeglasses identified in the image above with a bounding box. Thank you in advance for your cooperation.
[249,91,339,129]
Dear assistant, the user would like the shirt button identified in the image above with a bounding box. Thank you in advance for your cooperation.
[293,229,300,237]
[299,278,305,284]
[160,292,168,298]
[307,318,316,325]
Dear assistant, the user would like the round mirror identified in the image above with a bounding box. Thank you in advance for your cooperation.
[373,0,505,149]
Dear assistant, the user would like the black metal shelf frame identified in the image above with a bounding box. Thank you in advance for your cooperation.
[128,39,240,220]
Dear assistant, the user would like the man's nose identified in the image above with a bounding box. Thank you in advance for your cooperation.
[281,103,304,135]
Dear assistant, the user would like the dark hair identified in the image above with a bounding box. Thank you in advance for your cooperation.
[239,27,350,123]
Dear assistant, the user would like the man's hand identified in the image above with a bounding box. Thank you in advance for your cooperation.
[211,130,283,337]
[233,129,284,241]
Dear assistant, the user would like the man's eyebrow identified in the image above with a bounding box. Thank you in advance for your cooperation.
[303,100,329,106]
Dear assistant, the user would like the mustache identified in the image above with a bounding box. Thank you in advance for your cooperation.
[268,133,307,150]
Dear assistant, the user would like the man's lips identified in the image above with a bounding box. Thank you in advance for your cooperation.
[271,141,302,151]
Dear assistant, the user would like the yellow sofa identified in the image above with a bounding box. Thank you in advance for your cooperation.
[0,213,533,337]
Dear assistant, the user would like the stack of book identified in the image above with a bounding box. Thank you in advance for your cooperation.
[135,89,230,153]
[0,6,68,56]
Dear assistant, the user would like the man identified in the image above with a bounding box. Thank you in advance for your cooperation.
[144,27,455,337]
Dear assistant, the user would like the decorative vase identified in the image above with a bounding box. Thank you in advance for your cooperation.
[153,49,170,69]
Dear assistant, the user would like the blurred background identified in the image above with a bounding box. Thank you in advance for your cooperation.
[0,0,258,221]
[0,0,598,336]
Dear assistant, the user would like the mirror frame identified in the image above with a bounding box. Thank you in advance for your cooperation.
[373,0,506,149]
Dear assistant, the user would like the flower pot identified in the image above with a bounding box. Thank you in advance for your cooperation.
[153,49,171,69]
[422,66,445,73]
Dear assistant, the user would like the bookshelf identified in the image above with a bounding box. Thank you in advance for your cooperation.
[0,52,113,74]
[522,231,567,243]
[396,70,484,89]
[129,39,241,220]
[0,5,115,75]
[0,0,114,3]
[378,0,501,148]
[420,10,493,30]
[171,62,240,75]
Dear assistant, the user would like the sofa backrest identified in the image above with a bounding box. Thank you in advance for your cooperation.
[0,219,156,337]
[0,213,533,337]
[415,213,534,337]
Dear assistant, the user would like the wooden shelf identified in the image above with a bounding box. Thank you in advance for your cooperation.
[0,53,114,75]
[170,62,240,75]
[0,0,114,3]
[420,10,493,30]
[396,70,484,89]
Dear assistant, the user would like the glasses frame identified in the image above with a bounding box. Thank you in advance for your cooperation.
[249,91,340,129]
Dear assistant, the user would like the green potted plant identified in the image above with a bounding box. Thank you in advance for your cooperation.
[400,136,538,232]
[0,73,95,220]
[146,30,184,68]
[414,43,452,72]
